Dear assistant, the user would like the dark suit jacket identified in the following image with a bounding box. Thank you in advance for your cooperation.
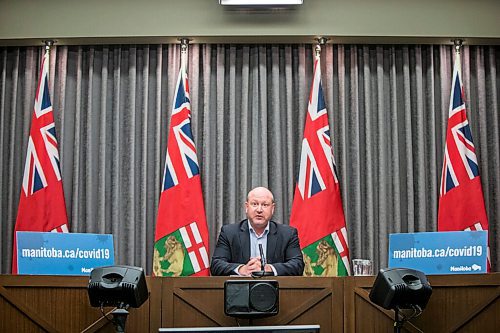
[210,220,304,276]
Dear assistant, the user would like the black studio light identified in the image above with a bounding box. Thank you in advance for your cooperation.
[369,267,432,333]
[88,265,149,332]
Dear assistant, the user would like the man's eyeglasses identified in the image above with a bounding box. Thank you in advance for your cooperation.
[248,202,273,209]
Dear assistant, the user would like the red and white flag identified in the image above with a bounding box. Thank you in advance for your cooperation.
[438,52,490,270]
[153,56,210,276]
[12,48,69,274]
[290,52,350,276]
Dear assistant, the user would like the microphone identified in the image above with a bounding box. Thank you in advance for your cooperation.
[252,243,274,277]
[259,243,266,268]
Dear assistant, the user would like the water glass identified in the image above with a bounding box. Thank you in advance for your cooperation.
[352,259,373,276]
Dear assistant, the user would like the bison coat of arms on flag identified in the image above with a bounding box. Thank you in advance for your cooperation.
[153,222,209,277]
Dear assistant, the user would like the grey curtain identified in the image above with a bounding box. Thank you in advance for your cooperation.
[1,44,498,274]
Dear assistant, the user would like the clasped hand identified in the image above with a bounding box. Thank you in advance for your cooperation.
[238,257,272,276]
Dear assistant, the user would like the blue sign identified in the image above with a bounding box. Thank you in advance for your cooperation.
[388,231,487,275]
[17,232,114,275]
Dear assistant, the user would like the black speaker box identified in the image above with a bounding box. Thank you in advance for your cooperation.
[88,265,149,308]
[369,267,432,310]
[224,280,279,318]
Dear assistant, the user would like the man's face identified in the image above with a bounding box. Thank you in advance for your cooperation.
[245,188,275,232]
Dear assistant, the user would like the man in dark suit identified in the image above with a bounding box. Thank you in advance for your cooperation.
[210,187,304,276]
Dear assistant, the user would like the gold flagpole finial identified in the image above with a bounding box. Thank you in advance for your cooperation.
[453,39,463,55]
[43,40,55,52]
[179,38,191,54]
[315,37,328,57]
[178,38,191,71]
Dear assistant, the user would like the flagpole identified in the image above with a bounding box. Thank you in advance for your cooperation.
[12,37,69,274]
[154,36,210,277]
[43,40,54,66]
[453,39,463,56]
[452,39,463,74]
[315,36,328,59]
[43,40,55,93]
[44,39,54,53]
[440,38,491,272]
[179,38,190,73]
[290,35,351,277]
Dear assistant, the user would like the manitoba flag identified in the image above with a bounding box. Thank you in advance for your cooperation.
[290,53,350,276]
[12,48,69,274]
[153,61,210,277]
[438,52,490,269]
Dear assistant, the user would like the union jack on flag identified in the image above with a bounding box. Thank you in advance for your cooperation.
[13,48,69,274]
[297,124,339,200]
[162,73,200,190]
[154,59,210,276]
[296,65,340,200]
[22,122,63,196]
[440,70,479,196]
[290,52,350,276]
[438,52,490,270]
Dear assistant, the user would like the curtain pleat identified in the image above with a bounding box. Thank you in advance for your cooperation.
[1,44,498,274]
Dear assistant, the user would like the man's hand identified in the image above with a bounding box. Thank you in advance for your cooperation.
[238,257,262,276]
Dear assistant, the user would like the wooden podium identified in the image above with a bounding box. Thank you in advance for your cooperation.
[161,276,343,331]
[1,274,498,332]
